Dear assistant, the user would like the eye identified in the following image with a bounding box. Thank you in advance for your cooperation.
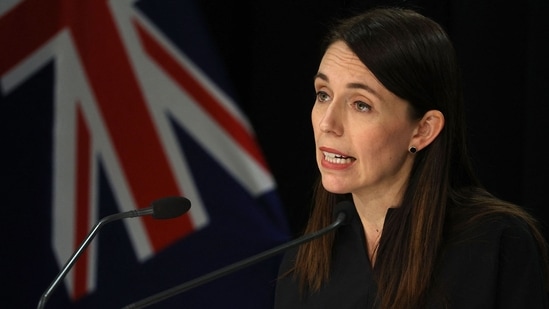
[354,101,372,112]
[316,91,331,103]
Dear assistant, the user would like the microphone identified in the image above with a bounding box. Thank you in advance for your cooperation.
[37,196,192,309]
[123,200,355,309]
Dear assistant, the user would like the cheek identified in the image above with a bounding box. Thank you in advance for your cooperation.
[355,126,409,157]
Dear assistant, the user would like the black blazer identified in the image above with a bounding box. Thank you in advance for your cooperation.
[275,206,548,308]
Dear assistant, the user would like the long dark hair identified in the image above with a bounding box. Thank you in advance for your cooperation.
[290,7,549,308]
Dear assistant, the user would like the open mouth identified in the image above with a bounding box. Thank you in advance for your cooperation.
[322,151,355,164]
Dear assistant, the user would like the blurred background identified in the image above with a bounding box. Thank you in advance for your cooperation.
[1,0,548,308]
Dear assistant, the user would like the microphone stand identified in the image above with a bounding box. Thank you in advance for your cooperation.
[37,196,190,309]
[37,209,152,309]
[123,210,349,309]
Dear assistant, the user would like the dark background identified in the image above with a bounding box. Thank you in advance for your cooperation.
[199,0,549,236]
[1,1,547,308]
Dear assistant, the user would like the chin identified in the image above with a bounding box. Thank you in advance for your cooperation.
[321,179,351,194]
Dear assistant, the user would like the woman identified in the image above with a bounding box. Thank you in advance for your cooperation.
[274,7,549,309]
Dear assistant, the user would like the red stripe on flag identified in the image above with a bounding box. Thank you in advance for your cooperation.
[74,105,91,300]
[0,0,62,74]
[133,20,269,171]
[67,1,193,251]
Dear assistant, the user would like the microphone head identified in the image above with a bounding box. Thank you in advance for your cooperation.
[151,196,191,219]
[333,200,355,225]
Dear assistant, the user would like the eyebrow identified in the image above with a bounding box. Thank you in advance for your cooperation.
[314,72,381,99]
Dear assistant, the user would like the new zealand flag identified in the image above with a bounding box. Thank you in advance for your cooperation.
[1,0,290,308]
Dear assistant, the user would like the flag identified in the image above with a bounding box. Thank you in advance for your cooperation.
[0,0,290,308]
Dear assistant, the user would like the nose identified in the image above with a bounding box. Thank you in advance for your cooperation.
[317,103,343,136]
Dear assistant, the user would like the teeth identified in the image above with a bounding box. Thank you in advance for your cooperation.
[323,151,354,164]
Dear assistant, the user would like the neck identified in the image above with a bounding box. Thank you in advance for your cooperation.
[351,196,394,267]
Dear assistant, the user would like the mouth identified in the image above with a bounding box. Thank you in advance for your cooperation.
[322,151,356,164]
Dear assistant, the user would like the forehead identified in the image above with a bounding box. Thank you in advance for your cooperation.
[318,41,387,96]
[319,41,367,76]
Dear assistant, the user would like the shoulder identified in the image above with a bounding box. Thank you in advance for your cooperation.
[446,208,537,248]
[435,207,549,308]
[441,207,546,280]
[445,191,540,240]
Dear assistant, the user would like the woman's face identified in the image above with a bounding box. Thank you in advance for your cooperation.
[312,41,417,200]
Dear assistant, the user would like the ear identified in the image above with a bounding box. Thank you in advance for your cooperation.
[410,110,444,152]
